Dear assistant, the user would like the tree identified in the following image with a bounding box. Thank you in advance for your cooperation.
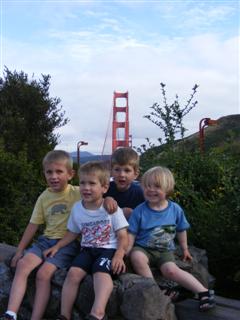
[0,143,44,244]
[0,67,68,165]
[144,83,199,146]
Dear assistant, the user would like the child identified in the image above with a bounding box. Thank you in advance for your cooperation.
[44,161,129,320]
[0,150,80,320]
[0,151,116,320]
[104,147,145,219]
[127,166,215,312]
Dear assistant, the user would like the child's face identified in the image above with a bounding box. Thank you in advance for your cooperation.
[44,161,74,192]
[143,183,167,207]
[80,172,108,208]
[111,164,138,191]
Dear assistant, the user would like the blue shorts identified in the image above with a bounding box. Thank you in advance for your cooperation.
[71,247,116,275]
[26,235,79,269]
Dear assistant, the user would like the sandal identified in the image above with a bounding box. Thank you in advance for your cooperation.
[199,290,215,312]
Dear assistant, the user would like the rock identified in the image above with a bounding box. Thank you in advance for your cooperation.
[0,243,215,320]
[0,243,17,263]
[175,296,240,320]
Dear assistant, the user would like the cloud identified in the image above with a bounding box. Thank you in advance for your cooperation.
[2,1,239,154]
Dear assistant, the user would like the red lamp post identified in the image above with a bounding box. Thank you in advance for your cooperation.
[199,118,218,153]
[77,141,88,167]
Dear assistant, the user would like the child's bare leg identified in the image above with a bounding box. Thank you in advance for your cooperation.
[31,262,57,320]
[8,253,42,313]
[60,267,86,320]
[90,272,113,319]
[130,250,153,278]
[160,262,207,293]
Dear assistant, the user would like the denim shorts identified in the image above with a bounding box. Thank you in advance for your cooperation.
[26,235,79,269]
[131,245,175,268]
[71,247,116,275]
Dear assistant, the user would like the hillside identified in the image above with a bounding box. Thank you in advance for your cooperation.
[182,114,240,152]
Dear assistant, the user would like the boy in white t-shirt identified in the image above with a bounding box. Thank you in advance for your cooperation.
[45,161,129,320]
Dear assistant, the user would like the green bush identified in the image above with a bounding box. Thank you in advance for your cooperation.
[140,147,240,297]
[0,146,45,245]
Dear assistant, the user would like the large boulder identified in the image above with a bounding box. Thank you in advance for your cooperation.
[0,243,213,320]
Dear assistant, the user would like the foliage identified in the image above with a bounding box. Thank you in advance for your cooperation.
[144,83,198,146]
[0,67,68,168]
[0,67,70,245]
[0,144,45,245]
[139,144,240,297]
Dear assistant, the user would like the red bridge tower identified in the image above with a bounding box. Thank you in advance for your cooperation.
[112,91,131,153]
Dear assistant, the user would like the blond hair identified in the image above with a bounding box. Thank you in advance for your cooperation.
[111,147,139,171]
[141,166,175,196]
[42,150,73,170]
[79,161,110,187]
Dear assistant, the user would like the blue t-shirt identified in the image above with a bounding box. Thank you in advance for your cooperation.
[128,200,190,252]
[104,180,145,209]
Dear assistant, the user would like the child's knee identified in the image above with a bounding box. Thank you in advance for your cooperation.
[15,257,32,275]
[161,263,178,278]
[130,250,148,268]
[36,267,54,282]
[66,267,83,284]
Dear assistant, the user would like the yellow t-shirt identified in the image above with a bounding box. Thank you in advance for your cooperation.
[30,184,80,239]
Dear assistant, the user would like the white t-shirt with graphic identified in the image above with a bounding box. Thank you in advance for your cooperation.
[67,200,129,249]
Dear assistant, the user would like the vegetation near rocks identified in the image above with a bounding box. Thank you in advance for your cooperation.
[138,83,240,299]
[0,68,69,243]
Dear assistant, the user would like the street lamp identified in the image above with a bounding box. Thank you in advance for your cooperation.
[199,118,218,153]
[77,140,88,167]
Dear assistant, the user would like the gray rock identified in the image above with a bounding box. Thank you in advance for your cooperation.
[0,243,214,320]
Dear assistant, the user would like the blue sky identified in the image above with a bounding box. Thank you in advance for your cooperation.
[1,0,239,154]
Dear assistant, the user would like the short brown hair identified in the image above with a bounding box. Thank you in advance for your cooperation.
[141,166,175,196]
[42,150,73,170]
[111,147,139,171]
[79,161,110,186]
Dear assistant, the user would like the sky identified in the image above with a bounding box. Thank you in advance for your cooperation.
[1,0,239,154]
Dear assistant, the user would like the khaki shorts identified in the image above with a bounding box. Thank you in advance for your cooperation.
[132,245,175,268]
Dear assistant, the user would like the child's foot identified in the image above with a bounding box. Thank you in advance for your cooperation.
[159,284,184,302]
[55,315,68,320]
[0,313,15,320]
[199,290,216,312]
[85,314,108,320]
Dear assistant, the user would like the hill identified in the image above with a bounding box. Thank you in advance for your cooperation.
[182,114,240,152]
[143,114,240,157]
[70,151,111,164]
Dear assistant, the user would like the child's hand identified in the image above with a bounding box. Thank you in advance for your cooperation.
[122,207,133,219]
[103,196,118,214]
[11,250,24,268]
[182,248,192,262]
[111,254,126,274]
[44,246,58,258]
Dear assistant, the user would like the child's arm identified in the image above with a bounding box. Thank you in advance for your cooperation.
[126,232,136,256]
[122,207,133,219]
[11,223,39,267]
[111,228,128,274]
[177,230,192,261]
[44,231,79,258]
[103,196,118,214]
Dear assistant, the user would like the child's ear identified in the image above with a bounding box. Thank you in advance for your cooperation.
[69,169,75,180]
[134,169,140,179]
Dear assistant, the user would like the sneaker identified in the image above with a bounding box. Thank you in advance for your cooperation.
[0,314,15,320]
